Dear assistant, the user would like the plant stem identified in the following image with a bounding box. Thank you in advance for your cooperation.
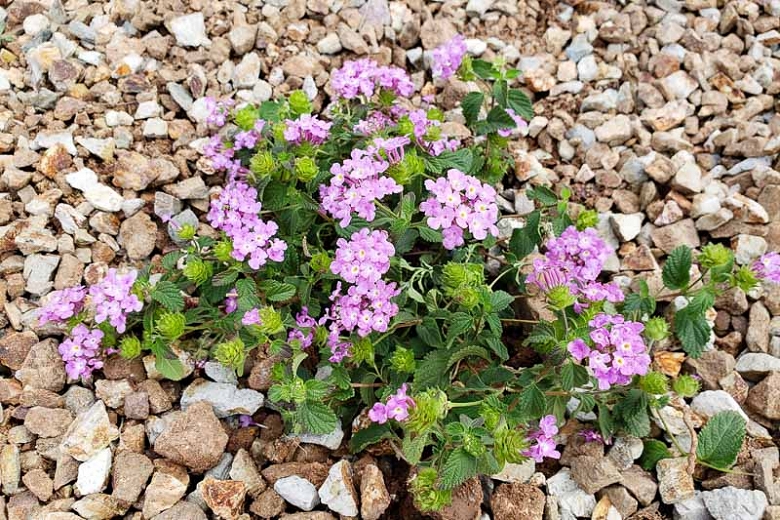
[501,318,539,324]
[448,400,483,408]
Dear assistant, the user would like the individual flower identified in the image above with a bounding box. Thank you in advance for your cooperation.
[319,148,402,227]
[287,307,315,349]
[753,252,780,284]
[238,415,260,427]
[430,35,467,80]
[224,289,238,314]
[37,286,87,325]
[283,114,333,145]
[58,324,104,380]
[522,415,561,463]
[567,313,651,390]
[578,429,606,444]
[203,135,245,179]
[369,384,415,424]
[89,269,143,333]
[419,168,500,249]
[242,308,262,326]
[207,181,287,269]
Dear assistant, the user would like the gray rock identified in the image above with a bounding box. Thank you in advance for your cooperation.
[547,468,596,520]
[702,487,767,520]
[317,33,342,54]
[274,476,320,511]
[610,213,644,242]
[204,362,238,385]
[168,13,210,47]
[735,353,780,381]
[292,421,345,450]
[674,491,712,520]
[691,390,749,422]
[23,254,59,296]
[166,83,194,111]
[32,131,77,155]
[180,380,264,418]
[566,34,593,62]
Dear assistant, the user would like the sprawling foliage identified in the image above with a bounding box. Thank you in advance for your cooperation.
[39,37,778,509]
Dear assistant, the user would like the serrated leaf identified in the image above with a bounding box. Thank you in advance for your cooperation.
[350,423,393,453]
[258,280,297,302]
[151,281,185,312]
[489,291,514,313]
[472,59,496,79]
[419,226,443,243]
[423,149,474,174]
[297,401,339,435]
[639,439,672,470]
[416,318,444,348]
[483,336,509,361]
[461,92,484,125]
[614,389,651,437]
[509,210,541,258]
[560,362,589,391]
[448,312,473,338]
[441,448,478,490]
[161,251,184,270]
[402,433,428,465]
[597,403,614,439]
[674,309,711,358]
[447,345,490,369]
[696,411,746,471]
[212,269,239,287]
[414,349,450,388]
[663,246,692,290]
[527,186,558,207]
[518,384,547,418]
[507,89,534,121]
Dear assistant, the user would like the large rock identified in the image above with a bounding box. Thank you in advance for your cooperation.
[167,13,210,47]
[60,401,119,462]
[701,487,767,520]
[736,353,780,381]
[202,476,247,519]
[180,379,264,418]
[153,401,228,472]
[746,372,780,420]
[360,464,390,520]
[75,448,112,495]
[142,470,189,518]
[427,477,483,520]
[0,331,38,370]
[547,468,596,520]
[651,219,700,253]
[318,460,358,517]
[16,339,66,392]
[570,456,622,494]
[491,482,545,520]
[274,476,320,512]
[657,458,695,504]
[111,451,153,504]
[118,212,156,260]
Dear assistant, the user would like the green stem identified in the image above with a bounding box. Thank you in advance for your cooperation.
[448,400,483,409]
[501,318,539,324]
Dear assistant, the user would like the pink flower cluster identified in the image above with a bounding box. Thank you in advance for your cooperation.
[368,136,410,165]
[242,308,261,326]
[207,181,287,269]
[58,324,104,380]
[369,383,415,423]
[319,148,402,228]
[430,35,467,80]
[284,115,333,145]
[203,135,245,179]
[522,415,561,463]
[89,269,143,334]
[327,280,400,338]
[406,108,460,156]
[204,97,234,127]
[331,59,414,100]
[753,252,780,284]
[287,307,315,349]
[568,313,650,390]
[37,286,86,325]
[420,168,500,249]
[234,120,266,150]
[527,226,624,310]
[330,229,395,286]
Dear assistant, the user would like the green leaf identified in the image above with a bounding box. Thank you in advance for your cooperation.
[414,349,450,388]
[149,342,186,381]
[674,308,711,358]
[471,59,497,79]
[527,186,558,207]
[663,246,692,290]
[560,362,589,391]
[485,106,515,130]
[297,401,339,435]
[509,210,541,258]
[151,281,184,312]
[447,345,490,369]
[402,433,428,465]
[518,384,547,418]
[461,92,484,125]
[597,403,614,439]
[419,226,443,243]
[614,389,651,437]
[507,89,534,121]
[258,280,297,302]
[696,411,746,471]
[483,336,509,361]
[489,291,514,313]
[448,312,474,338]
[441,448,478,490]
[161,251,184,271]
[623,279,656,317]
[416,318,444,348]
[212,269,239,287]
[350,423,393,453]
[424,148,474,174]
[639,439,672,471]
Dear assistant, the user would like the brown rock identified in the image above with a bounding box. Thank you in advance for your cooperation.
[154,501,209,520]
[153,401,228,473]
[428,477,483,520]
[112,451,154,504]
[72,493,127,519]
[0,330,38,370]
[22,468,54,502]
[656,457,694,504]
[118,211,157,260]
[142,470,189,518]
[124,391,149,420]
[113,151,157,190]
[24,407,73,437]
[420,18,457,49]
[746,302,771,352]
[491,482,545,520]
[261,462,329,487]
[202,476,247,519]
[250,489,286,518]
[560,432,605,465]
[620,465,658,506]
[599,485,638,518]
[747,371,780,420]
[16,339,66,392]
[650,219,700,253]
[570,456,623,494]
[137,378,172,413]
[229,448,266,498]
[39,144,73,179]
[0,377,23,404]
[248,354,282,391]
[684,350,736,390]
[360,464,390,520]
[279,513,336,520]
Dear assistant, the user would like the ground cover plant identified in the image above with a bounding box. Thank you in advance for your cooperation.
[37,35,780,511]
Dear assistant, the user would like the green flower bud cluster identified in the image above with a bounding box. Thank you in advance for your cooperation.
[288,90,312,115]
[214,241,234,263]
[387,152,425,186]
[176,223,197,241]
[157,312,186,340]
[351,337,375,365]
[250,150,275,177]
[182,258,213,286]
[310,252,332,273]
[294,156,319,182]
[410,468,452,513]
[494,426,530,465]
[672,374,700,397]
[639,371,669,395]
[699,243,733,269]
[119,336,143,360]
[258,307,284,335]
[576,209,599,230]
[233,105,259,130]
[547,285,577,310]
[644,317,670,341]
[406,389,448,434]
[731,265,759,293]
[214,338,246,374]
[390,346,416,373]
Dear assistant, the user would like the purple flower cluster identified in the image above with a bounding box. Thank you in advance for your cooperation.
[331,59,414,100]
[420,168,500,249]
[284,115,333,145]
[204,97,235,127]
[527,226,624,310]
[319,148,402,227]
[368,136,410,165]
[368,383,415,423]
[568,313,650,390]
[58,324,104,380]
[203,135,245,178]
[327,280,400,338]
[522,415,561,463]
[37,286,87,325]
[287,307,315,349]
[430,35,467,80]
[330,229,395,286]
[207,181,287,269]
[353,111,393,136]
[753,252,780,284]
[242,308,262,326]
[406,109,460,156]
[234,120,266,150]
[89,269,143,334]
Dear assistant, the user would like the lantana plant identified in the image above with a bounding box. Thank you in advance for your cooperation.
[37,36,779,510]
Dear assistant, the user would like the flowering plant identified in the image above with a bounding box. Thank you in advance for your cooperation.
[38,38,776,510]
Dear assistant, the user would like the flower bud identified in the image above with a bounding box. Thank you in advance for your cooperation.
[639,371,669,395]
[294,156,319,182]
[406,389,448,434]
[288,90,312,115]
[410,468,452,512]
[310,252,332,273]
[424,126,442,142]
[644,317,670,341]
[351,337,375,365]
[214,338,246,375]
[390,347,416,373]
[547,285,576,310]
[250,150,275,177]
[182,258,213,286]
[233,105,259,130]
[157,312,186,340]
[397,117,414,136]
[258,307,284,335]
[732,265,759,293]
[699,243,733,269]
[576,209,599,231]
[672,374,701,398]
[494,426,530,465]
[119,336,142,360]
[177,223,197,241]
[214,240,234,263]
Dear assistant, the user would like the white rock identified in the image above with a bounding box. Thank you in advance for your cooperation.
[23,14,50,36]
[465,38,487,56]
[735,353,780,381]
[547,468,596,520]
[143,118,168,138]
[734,234,767,265]
[674,491,712,520]
[23,254,59,296]
[673,162,703,194]
[135,100,162,120]
[293,422,345,450]
[274,476,320,511]
[0,70,10,92]
[466,0,493,16]
[233,53,261,89]
[607,436,644,470]
[577,55,598,82]
[60,401,120,462]
[32,131,77,155]
[319,460,358,516]
[105,111,134,127]
[83,184,124,213]
[702,487,767,520]
[660,71,698,100]
[691,390,749,422]
[180,380,264,418]
[76,137,115,161]
[610,213,644,242]
[168,13,210,47]
[75,448,112,496]
[317,33,342,54]
[492,459,536,483]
